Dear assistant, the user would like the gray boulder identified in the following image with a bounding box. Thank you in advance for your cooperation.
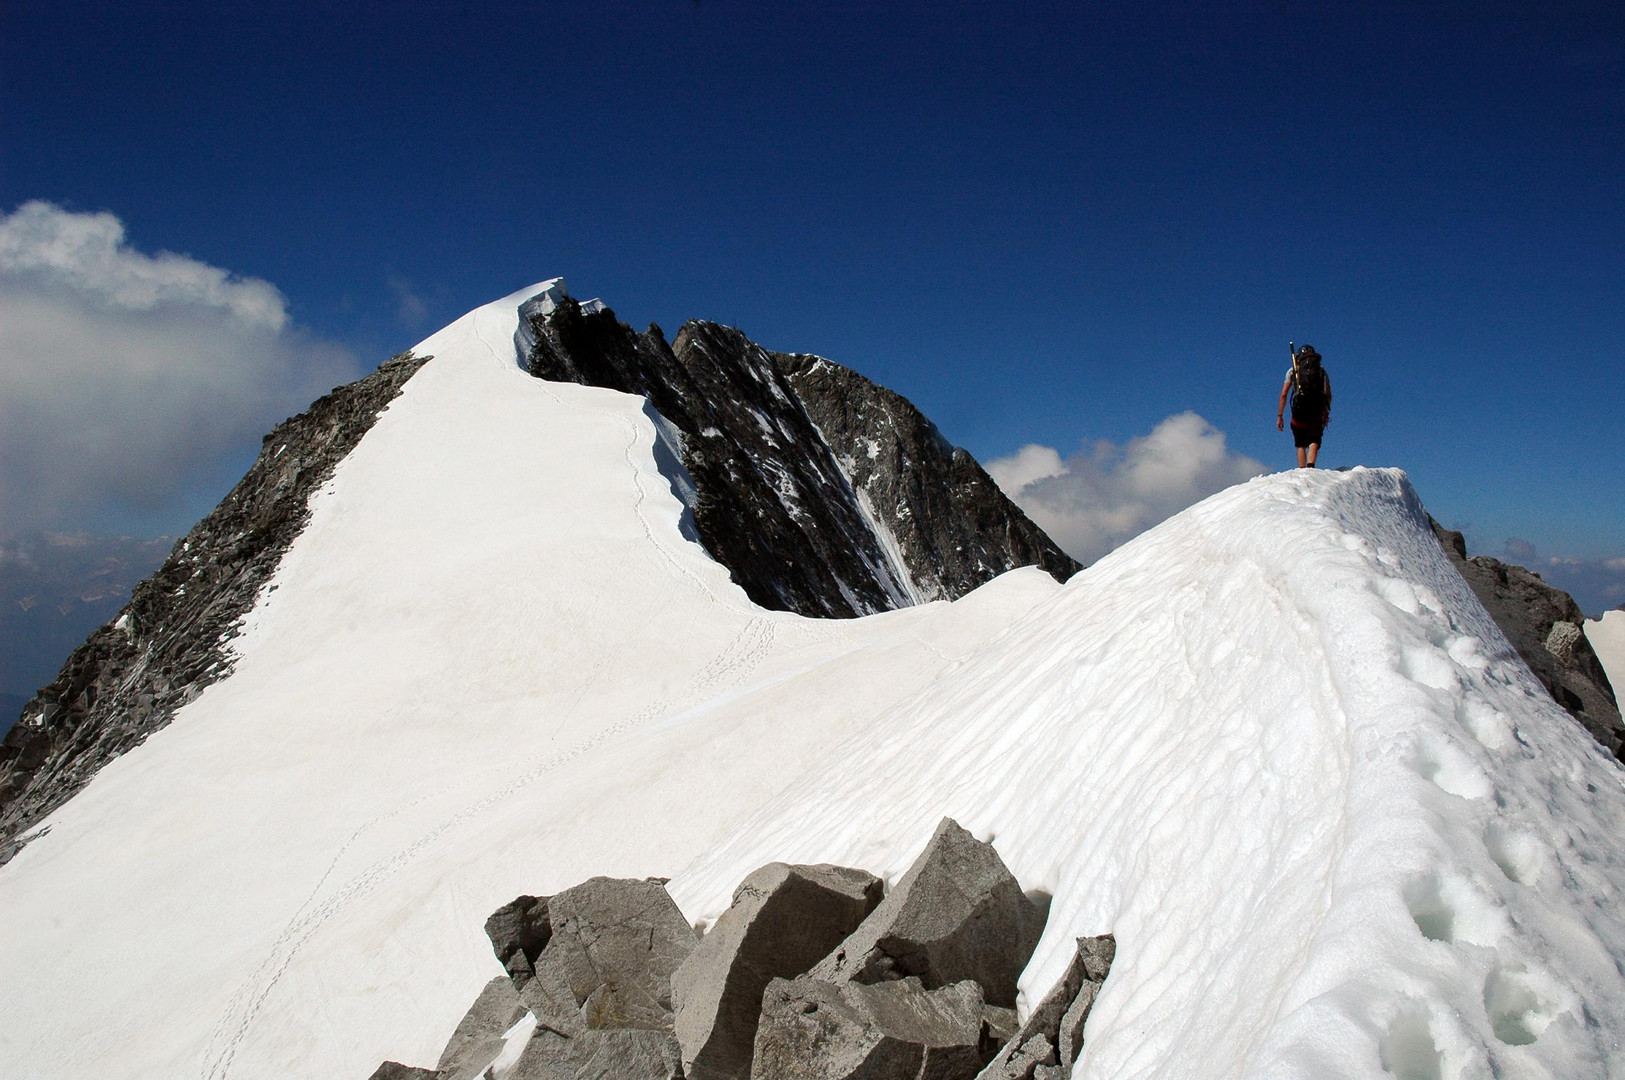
[752,976,990,1080]
[810,819,1044,1007]
[507,1029,683,1080]
[672,862,884,1080]
[435,975,529,1080]
[976,935,1115,1080]
[486,894,552,987]
[364,1063,437,1080]
[521,877,698,1036]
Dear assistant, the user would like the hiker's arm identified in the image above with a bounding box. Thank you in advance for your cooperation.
[1277,380,1290,430]
[1324,376,1332,425]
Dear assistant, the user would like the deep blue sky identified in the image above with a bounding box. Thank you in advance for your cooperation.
[3,1,1622,586]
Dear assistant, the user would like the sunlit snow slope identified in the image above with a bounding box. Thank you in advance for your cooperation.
[1588,611,1625,699]
[2,284,1622,1080]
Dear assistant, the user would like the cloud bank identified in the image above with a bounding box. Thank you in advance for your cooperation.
[987,412,1268,566]
[0,201,361,534]
[1501,539,1625,618]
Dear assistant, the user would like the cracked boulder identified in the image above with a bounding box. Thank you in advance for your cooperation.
[809,818,1044,1007]
[507,1028,683,1080]
[435,975,529,1080]
[514,877,698,1037]
[672,862,884,1080]
[976,934,1115,1080]
[752,976,992,1080]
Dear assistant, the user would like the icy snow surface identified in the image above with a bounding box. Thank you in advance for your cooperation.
[1587,610,1625,700]
[2,284,1624,1080]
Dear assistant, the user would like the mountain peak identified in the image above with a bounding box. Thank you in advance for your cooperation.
[1,285,1621,1080]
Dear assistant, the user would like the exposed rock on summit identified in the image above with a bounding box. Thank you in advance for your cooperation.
[775,352,1072,606]
[520,296,1079,619]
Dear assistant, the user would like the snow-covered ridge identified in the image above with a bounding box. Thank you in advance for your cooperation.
[0,283,1621,1080]
[670,466,1625,1079]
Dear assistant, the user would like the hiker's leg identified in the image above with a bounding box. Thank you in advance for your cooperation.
[1296,446,1308,468]
[1306,441,1320,468]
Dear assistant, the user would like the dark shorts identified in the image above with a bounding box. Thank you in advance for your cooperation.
[1291,421,1324,448]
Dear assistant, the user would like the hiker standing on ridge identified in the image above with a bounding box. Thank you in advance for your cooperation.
[1277,343,1332,468]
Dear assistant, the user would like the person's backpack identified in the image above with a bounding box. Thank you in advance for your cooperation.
[1290,348,1329,423]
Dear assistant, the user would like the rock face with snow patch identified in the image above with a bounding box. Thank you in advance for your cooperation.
[0,351,430,861]
[672,862,884,1080]
[774,352,1071,605]
[975,935,1115,1080]
[521,298,1078,618]
[1432,521,1622,757]
[433,975,528,1080]
[810,818,1045,1008]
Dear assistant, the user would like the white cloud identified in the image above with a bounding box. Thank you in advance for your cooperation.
[984,443,1066,492]
[0,200,288,329]
[1488,539,1625,613]
[1496,539,1625,617]
[988,411,1268,566]
[0,201,362,534]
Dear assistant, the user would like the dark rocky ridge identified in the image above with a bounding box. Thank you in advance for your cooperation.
[522,298,1079,619]
[0,353,431,861]
[775,353,1075,605]
[1432,520,1621,759]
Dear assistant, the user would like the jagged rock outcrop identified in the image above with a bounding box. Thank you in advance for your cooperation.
[0,352,430,861]
[751,976,994,1080]
[975,935,1115,1080]
[810,818,1046,1008]
[673,862,885,1080]
[774,353,1077,603]
[520,297,1079,619]
[1432,521,1622,758]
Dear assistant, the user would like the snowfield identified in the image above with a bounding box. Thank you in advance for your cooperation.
[2,284,1622,1080]
[1588,611,1625,700]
